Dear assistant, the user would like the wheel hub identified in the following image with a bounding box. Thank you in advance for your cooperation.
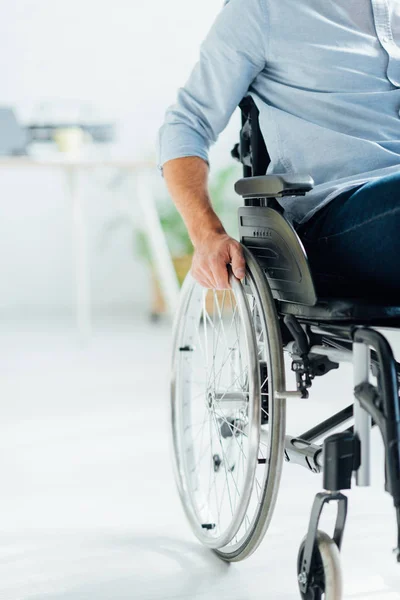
[207,391,215,409]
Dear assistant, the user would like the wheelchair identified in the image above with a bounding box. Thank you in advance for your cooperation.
[170,96,400,598]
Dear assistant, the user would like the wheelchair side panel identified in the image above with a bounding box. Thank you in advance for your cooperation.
[239,206,317,306]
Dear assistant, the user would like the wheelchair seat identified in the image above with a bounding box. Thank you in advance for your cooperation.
[278,297,400,324]
[238,201,400,325]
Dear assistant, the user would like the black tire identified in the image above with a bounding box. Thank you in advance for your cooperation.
[297,531,343,600]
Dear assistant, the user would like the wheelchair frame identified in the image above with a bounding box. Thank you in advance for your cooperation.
[232,96,400,592]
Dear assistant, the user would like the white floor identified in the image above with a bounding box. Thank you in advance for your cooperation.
[0,316,400,600]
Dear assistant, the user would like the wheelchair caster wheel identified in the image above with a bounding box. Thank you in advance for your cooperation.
[297,531,343,599]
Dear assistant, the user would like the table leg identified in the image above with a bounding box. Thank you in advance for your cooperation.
[66,167,91,341]
[134,170,180,317]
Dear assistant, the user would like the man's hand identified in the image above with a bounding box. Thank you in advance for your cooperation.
[191,231,246,289]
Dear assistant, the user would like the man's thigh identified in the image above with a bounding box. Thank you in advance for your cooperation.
[296,171,400,299]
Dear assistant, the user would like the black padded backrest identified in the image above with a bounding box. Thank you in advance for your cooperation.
[238,97,270,177]
[239,206,317,306]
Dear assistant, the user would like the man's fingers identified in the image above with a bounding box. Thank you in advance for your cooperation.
[230,243,246,280]
[210,255,230,290]
[192,274,213,288]
[203,274,217,289]
[190,238,245,290]
[191,265,216,289]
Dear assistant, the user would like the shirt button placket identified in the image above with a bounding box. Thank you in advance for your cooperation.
[371,0,400,87]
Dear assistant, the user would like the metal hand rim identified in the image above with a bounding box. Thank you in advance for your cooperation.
[170,269,261,549]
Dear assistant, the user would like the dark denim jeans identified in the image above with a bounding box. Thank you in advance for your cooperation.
[295,171,400,302]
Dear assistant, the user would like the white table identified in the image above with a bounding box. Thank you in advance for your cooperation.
[0,156,180,340]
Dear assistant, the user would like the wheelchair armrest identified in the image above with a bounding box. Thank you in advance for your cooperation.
[235,174,314,199]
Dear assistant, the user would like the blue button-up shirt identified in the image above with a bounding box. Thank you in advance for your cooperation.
[158,0,400,226]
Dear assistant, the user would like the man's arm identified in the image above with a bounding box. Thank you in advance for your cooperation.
[163,156,245,289]
[158,0,268,288]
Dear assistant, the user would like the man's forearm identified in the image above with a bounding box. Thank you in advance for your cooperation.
[162,157,226,246]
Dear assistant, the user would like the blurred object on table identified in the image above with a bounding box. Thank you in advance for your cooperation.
[0,107,28,156]
[53,127,89,155]
[25,99,115,157]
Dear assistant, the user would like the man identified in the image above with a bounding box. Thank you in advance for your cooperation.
[158,0,400,299]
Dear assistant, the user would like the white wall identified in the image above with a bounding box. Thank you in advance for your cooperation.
[0,0,239,317]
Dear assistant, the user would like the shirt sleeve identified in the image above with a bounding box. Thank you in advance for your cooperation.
[157,0,268,171]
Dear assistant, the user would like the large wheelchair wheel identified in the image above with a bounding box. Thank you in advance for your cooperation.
[171,247,286,561]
